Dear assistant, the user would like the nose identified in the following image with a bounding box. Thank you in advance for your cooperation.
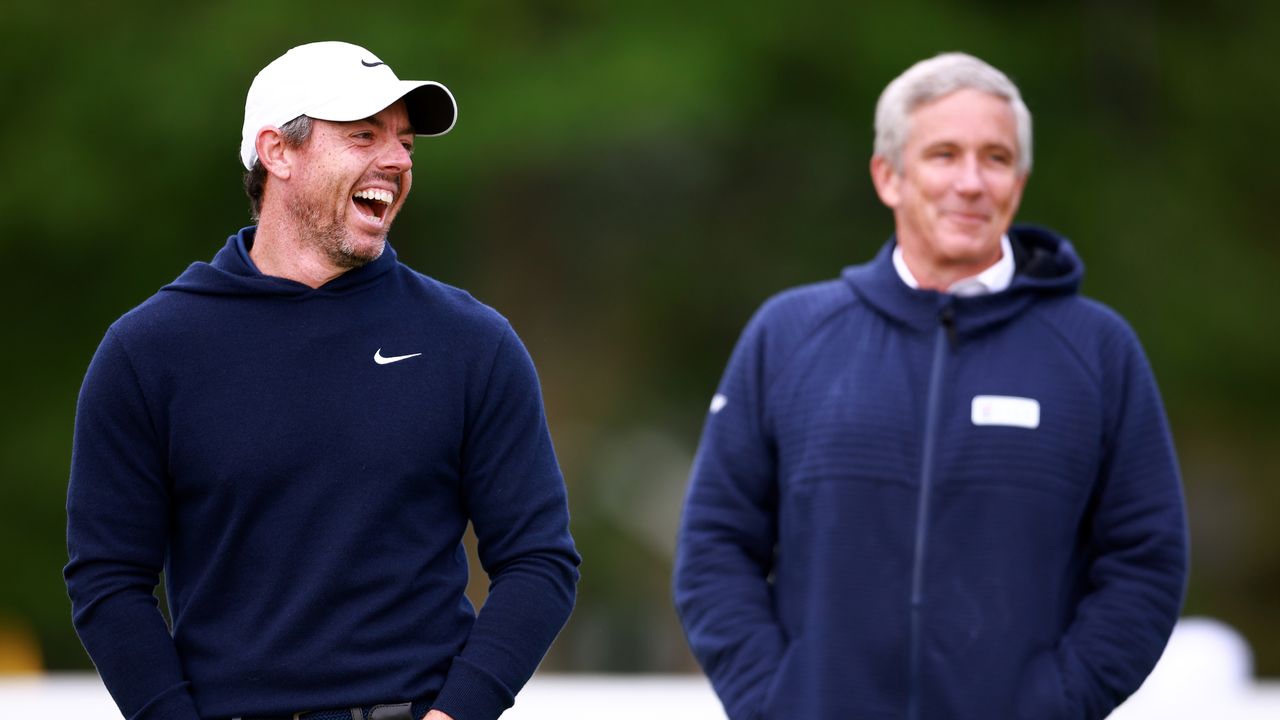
[379,139,413,174]
[954,155,983,195]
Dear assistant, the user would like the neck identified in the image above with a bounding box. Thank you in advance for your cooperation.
[251,207,352,289]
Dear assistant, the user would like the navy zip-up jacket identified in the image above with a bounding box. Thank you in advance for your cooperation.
[66,228,580,720]
[674,226,1187,720]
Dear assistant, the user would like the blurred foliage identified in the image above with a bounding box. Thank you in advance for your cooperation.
[2,0,1278,676]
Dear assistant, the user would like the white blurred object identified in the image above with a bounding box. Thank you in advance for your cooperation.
[6,623,1280,720]
[1110,616,1255,719]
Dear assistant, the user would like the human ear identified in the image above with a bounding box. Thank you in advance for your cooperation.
[256,127,291,180]
[869,154,901,209]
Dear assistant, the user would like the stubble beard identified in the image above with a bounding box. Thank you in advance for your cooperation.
[287,190,386,271]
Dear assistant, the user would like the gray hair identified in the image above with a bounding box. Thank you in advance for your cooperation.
[874,52,1032,175]
[242,115,314,221]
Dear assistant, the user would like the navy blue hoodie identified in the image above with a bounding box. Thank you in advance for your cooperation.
[674,226,1187,720]
[66,228,580,720]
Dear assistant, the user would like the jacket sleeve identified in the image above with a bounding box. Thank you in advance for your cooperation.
[64,329,202,720]
[673,309,784,720]
[1054,320,1189,718]
[432,324,580,720]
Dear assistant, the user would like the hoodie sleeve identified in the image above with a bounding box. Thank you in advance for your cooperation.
[1052,319,1188,718]
[64,329,202,720]
[673,306,785,720]
[431,324,580,720]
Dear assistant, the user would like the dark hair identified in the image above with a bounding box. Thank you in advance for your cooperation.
[242,115,314,220]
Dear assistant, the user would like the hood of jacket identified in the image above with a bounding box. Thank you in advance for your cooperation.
[842,224,1084,338]
[161,226,399,298]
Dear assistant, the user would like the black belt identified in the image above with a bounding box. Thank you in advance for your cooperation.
[234,700,431,720]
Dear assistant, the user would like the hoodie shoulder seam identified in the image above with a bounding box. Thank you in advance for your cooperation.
[101,326,167,452]
[758,279,861,396]
[1023,297,1113,395]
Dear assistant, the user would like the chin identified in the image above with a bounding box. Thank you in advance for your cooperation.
[937,231,1000,260]
[329,234,386,269]
[351,239,386,263]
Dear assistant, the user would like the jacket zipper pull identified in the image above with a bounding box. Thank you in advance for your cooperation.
[939,306,957,348]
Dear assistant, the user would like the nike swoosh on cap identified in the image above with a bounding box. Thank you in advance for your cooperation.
[374,349,422,365]
[362,60,387,68]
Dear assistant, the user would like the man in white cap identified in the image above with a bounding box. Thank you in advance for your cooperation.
[65,41,580,720]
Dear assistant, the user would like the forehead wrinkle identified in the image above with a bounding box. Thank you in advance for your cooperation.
[911,129,1018,157]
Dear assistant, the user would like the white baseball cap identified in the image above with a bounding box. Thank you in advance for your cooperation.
[240,41,457,169]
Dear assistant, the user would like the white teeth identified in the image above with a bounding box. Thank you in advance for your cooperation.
[353,189,394,204]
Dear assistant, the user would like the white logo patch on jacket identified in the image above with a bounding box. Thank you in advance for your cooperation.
[971,395,1040,429]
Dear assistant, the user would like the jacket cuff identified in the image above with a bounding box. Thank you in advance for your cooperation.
[128,681,202,720]
[432,656,516,720]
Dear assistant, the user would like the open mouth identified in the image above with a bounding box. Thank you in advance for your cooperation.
[352,188,394,223]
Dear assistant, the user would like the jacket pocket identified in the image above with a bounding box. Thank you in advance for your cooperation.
[1014,649,1070,720]
[755,639,801,720]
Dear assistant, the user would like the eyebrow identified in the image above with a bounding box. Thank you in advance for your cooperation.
[921,139,1016,152]
[359,114,416,137]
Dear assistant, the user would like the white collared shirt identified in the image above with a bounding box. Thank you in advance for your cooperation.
[892,235,1015,296]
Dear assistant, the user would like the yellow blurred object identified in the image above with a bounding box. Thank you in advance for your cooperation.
[0,618,44,674]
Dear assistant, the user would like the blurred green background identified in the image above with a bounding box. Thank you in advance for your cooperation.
[2,0,1277,678]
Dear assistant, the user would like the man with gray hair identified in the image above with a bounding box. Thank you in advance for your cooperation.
[674,52,1187,719]
[66,41,579,720]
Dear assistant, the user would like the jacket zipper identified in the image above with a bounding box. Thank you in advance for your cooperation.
[907,305,955,720]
